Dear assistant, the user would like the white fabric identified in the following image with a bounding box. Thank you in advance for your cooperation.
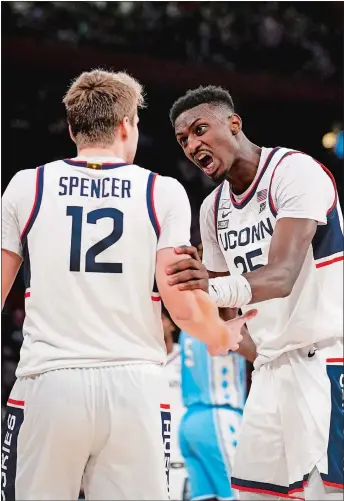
[238,469,343,501]
[154,176,191,251]
[8,364,169,500]
[1,159,191,376]
[232,338,342,499]
[1,170,37,257]
[200,194,228,273]
[272,153,334,224]
[208,274,252,308]
[200,147,343,367]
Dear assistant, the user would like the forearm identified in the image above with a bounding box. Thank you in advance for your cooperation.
[243,262,294,304]
[168,289,228,346]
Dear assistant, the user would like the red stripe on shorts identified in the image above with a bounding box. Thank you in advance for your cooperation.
[231,484,304,500]
[7,398,25,407]
[160,403,170,410]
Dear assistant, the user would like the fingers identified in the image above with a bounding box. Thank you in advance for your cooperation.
[174,245,200,261]
[168,270,203,286]
[166,258,201,276]
[178,280,208,292]
[240,309,258,322]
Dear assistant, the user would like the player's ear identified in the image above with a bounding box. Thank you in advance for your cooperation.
[119,117,130,140]
[229,114,242,136]
[68,124,76,144]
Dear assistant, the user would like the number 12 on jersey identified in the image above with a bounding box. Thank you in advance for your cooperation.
[67,206,123,273]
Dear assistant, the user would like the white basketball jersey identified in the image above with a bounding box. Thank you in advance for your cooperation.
[2,157,191,377]
[201,147,344,368]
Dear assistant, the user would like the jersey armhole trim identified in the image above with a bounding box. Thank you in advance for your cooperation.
[214,183,224,242]
[268,151,303,217]
[146,172,161,238]
[313,160,338,216]
[268,152,338,219]
[20,166,45,243]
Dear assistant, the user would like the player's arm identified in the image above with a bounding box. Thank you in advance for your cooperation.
[157,249,249,350]
[166,195,257,360]
[1,172,25,310]
[167,155,336,308]
[2,250,22,309]
[154,177,256,352]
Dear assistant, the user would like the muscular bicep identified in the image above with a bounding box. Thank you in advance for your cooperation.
[243,217,317,303]
[268,217,317,277]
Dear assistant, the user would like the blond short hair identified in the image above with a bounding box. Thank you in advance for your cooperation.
[63,69,145,148]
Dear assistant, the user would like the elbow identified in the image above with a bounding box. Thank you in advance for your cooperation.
[163,299,194,324]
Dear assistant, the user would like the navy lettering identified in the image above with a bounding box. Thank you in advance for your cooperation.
[219,217,274,251]
[252,224,261,243]
[122,179,131,198]
[102,178,110,197]
[59,176,131,198]
[69,177,79,195]
[90,179,101,198]
[261,217,273,238]
[220,233,228,251]
[59,177,68,195]
[111,178,120,197]
[80,178,89,197]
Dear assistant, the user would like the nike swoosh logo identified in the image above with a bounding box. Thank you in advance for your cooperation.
[308,349,318,358]
[222,211,231,218]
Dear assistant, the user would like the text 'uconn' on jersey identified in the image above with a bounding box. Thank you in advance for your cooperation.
[219,217,273,251]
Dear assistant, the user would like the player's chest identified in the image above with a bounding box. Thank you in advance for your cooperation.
[216,196,276,274]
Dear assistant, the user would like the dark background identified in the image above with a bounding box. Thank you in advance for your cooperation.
[2,1,343,412]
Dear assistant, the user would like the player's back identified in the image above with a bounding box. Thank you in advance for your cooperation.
[13,158,167,376]
[179,331,246,412]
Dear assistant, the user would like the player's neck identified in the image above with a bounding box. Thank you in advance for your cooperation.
[76,146,126,161]
[226,138,262,195]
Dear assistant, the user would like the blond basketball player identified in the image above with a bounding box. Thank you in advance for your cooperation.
[167,86,343,501]
[1,72,255,501]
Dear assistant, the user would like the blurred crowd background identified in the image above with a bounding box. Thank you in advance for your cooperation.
[2,1,343,414]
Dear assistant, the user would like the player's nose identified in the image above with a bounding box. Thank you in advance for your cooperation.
[187,137,202,157]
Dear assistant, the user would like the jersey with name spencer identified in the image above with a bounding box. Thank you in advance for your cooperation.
[1,157,191,376]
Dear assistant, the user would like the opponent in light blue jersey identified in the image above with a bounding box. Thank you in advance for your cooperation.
[179,331,246,501]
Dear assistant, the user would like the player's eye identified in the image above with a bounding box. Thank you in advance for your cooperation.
[195,124,208,136]
[179,137,188,148]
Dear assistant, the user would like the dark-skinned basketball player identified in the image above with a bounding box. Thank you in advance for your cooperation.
[166,86,343,501]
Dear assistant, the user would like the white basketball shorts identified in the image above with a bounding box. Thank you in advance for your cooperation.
[231,338,343,500]
[1,364,170,500]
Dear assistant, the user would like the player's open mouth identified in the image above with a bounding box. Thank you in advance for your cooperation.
[195,152,216,175]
